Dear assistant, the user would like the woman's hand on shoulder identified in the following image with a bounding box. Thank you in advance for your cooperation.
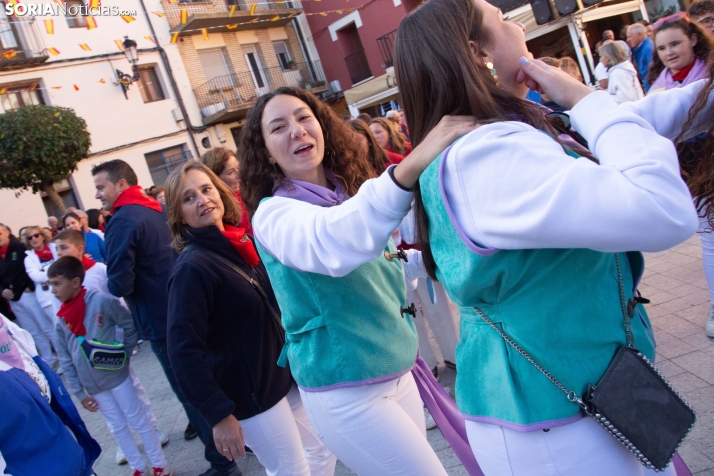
[393,115,479,189]
[213,414,246,461]
[517,57,593,110]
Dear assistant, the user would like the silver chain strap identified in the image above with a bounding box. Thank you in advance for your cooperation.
[473,253,633,411]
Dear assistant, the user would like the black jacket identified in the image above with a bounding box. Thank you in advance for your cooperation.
[0,241,34,301]
[104,204,177,341]
[167,226,292,426]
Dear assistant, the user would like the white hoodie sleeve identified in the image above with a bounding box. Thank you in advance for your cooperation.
[442,91,698,252]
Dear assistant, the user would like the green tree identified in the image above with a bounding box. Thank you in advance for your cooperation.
[0,105,91,214]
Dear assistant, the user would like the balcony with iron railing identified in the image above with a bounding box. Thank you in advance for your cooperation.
[166,0,302,35]
[376,29,397,69]
[345,49,372,86]
[193,60,328,125]
[0,17,49,71]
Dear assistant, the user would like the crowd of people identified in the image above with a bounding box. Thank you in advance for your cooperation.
[3,0,714,474]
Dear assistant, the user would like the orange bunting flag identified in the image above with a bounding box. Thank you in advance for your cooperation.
[99,78,106,83]
[230,5,236,16]
[51,86,62,90]
[29,82,37,91]
[79,43,91,51]
[318,12,328,16]
[346,8,354,12]
[85,16,97,29]
[167,0,178,3]
[121,15,135,23]
[144,35,156,44]
[335,9,343,13]
[88,0,99,9]
[270,14,280,21]
[180,9,188,24]
[0,88,6,94]
[170,32,179,44]
[249,3,256,15]
[152,11,165,17]
[201,28,208,40]
[44,19,54,34]
[73,84,79,91]
[114,39,125,51]
[5,0,16,17]
[53,0,64,5]
[2,50,16,58]
[47,47,60,56]
[226,23,238,29]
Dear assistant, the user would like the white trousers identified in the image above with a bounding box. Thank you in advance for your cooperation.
[300,372,447,476]
[409,279,460,369]
[94,376,167,471]
[698,215,714,304]
[12,292,57,366]
[240,384,336,476]
[466,417,677,476]
[104,365,159,434]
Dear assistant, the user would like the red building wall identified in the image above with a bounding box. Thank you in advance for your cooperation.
[302,0,408,92]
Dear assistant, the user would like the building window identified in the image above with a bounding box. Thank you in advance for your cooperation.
[0,6,18,50]
[65,0,86,29]
[273,42,292,70]
[0,82,44,112]
[138,66,166,103]
[42,179,79,218]
[144,144,192,186]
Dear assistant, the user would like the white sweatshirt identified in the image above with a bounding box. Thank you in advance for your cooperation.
[253,91,699,276]
[23,246,58,309]
[607,61,644,104]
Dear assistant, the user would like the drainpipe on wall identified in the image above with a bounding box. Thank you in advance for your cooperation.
[139,0,203,159]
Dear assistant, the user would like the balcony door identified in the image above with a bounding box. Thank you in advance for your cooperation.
[242,46,269,97]
[0,7,19,56]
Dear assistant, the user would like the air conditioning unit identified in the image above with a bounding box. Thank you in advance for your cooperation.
[330,80,341,93]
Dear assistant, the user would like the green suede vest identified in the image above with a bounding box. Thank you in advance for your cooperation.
[419,151,656,428]
[257,234,418,390]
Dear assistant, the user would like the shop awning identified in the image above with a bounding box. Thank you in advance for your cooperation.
[344,69,398,109]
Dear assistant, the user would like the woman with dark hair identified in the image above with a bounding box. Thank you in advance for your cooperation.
[347,118,390,173]
[647,13,712,94]
[85,209,105,233]
[164,161,336,476]
[238,86,476,475]
[369,117,412,158]
[63,212,106,263]
[199,147,252,234]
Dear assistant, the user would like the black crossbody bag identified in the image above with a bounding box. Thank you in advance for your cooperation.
[474,253,695,471]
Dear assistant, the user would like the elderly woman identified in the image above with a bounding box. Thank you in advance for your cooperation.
[62,212,106,263]
[200,147,252,234]
[599,41,644,104]
[164,161,335,476]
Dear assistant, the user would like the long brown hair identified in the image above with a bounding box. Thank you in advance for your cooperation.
[237,87,375,215]
[200,147,235,177]
[647,17,713,86]
[370,117,409,155]
[395,0,566,279]
[164,161,242,252]
[348,118,388,175]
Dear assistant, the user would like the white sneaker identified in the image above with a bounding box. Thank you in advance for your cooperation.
[706,305,714,338]
[157,428,169,446]
[424,408,437,430]
[116,447,127,465]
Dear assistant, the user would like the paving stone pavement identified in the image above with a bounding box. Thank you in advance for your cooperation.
[70,235,714,476]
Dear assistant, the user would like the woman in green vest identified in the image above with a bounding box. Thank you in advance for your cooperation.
[238,87,476,475]
[391,0,698,474]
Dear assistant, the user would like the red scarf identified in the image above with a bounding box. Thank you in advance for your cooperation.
[221,225,260,267]
[234,192,253,235]
[0,244,8,260]
[82,256,96,271]
[112,186,163,214]
[57,288,87,337]
[672,60,697,82]
[34,246,53,262]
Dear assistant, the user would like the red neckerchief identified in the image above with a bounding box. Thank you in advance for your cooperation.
[0,244,9,260]
[99,224,106,232]
[234,192,253,235]
[82,256,96,271]
[112,186,162,214]
[672,60,697,82]
[221,225,260,267]
[34,246,54,262]
[57,288,87,337]
[386,151,405,165]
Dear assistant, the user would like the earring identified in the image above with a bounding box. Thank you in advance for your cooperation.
[268,158,276,164]
[486,61,501,88]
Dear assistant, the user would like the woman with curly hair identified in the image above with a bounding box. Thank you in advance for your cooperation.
[347,118,390,173]
[369,117,412,158]
[238,86,476,475]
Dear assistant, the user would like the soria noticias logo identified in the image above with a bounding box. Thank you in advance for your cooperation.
[5,3,138,16]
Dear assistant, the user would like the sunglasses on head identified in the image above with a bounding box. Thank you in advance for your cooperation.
[29,233,42,239]
[653,12,691,31]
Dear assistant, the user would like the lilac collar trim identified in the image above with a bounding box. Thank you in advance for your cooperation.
[461,412,583,432]
[273,168,349,207]
[438,142,499,256]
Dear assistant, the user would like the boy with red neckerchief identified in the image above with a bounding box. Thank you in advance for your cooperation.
[48,256,171,476]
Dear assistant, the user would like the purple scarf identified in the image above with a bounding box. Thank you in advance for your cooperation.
[649,57,709,93]
[273,168,483,474]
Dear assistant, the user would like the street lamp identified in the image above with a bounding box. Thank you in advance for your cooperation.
[116,37,141,100]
